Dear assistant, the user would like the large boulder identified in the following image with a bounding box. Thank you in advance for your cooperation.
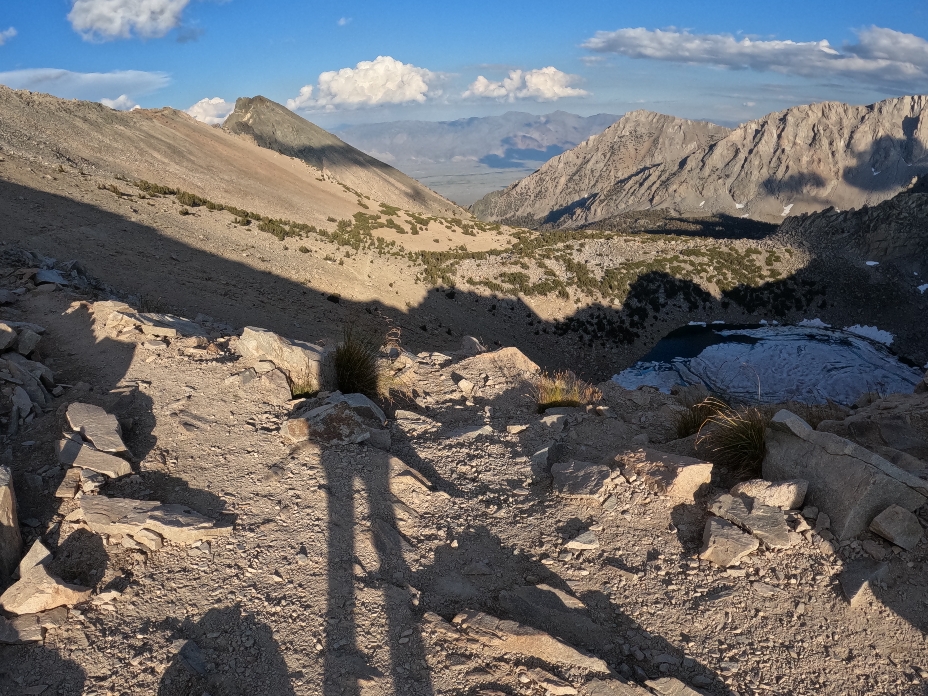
[0,466,21,582]
[237,327,334,393]
[763,410,927,539]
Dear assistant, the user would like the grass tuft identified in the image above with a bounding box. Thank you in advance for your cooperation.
[676,398,727,439]
[533,370,601,412]
[334,326,380,398]
[697,398,770,477]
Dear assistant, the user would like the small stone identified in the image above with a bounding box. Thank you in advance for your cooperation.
[645,677,706,696]
[551,460,612,502]
[132,528,164,551]
[541,413,567,431]
[459,336,486,356]
[456,378,475,396]
[0,614,44,644]
[565,531,599,550]
[801,506,819,520]
[616,448,712,501]
[526,667,577,695]
[54,468,82,499]
[869,505,924,551]
[838,559,888,607]
[507,424,529,434]
[751,581,784,598]
[79,469,106,493]
[860,539,887,560]
[15,328,42,355]
[0,323,16,350]
[698,517,759,567]
[815,512,831,533]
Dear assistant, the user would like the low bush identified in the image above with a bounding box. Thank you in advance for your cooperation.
[533,370,601,412]
[676,398,727,439]
[697,398,770,477]
[334,326,381,398]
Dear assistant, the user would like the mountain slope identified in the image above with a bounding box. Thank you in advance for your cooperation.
[470,110,730,224]
[223,96,461,216]
[473,96,928,228]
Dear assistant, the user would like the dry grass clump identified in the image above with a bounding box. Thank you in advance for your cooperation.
[697,397,771,477]
[334,326,380,398]
[533,370,601,412]
[676,398,727,439]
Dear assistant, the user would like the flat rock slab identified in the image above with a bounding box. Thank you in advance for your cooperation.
[327,392,386,424]
[80,496,230,545]
[699,517,759,566]
[54,468,81,498]
[580,678,652,696]
[0,466,22,582]
[616,448,712,501]
[869,504,924,550]
[387,456,438,510]
[764,410,927,539]
[57,439,131,478]
[136,312,207,338]
[0,614,44,644]
[66,402,126,452]
[452,610,608,673]
[16,328,41,355]
[499,584,606,650]
[710,494,792,549]
[551,460,612,502]
[565,530,600,550]
[838,559,889,607]
[645,677,710,696]
[0,564,91,615]
[730,478,808,510]
[448,424,494,440]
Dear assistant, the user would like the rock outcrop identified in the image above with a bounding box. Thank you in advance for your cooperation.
[473,96,928,227]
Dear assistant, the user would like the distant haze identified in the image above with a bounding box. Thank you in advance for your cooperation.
[333,111,619,205]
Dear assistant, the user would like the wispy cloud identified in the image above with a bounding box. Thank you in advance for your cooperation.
[0,68,169,102]
[287,56,441,112]
[68,0,192,40]
[463,67,588,101]
[186,96,234,124]
[337,17,351,27]
[0,27,16,46]
[582,26,928,89]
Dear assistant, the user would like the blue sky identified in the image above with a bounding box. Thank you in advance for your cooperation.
[1,0,927,128]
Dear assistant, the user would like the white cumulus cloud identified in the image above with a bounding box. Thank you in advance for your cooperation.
[186,96,234,124]
[0,27,17,46]
[68,0,191,40]
[463,67,588,101]
[582,26,928,89]
[101,94,140,110]
[0,68,170,101]
[337,17,351,27]
[287,56,439,112]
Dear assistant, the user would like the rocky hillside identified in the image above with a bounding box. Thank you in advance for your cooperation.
[471,111,730,225]
[473,96,928,228]
[777,175,928,271]
[223,96,462,217]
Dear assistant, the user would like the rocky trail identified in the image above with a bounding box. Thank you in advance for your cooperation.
[0,252,925,696]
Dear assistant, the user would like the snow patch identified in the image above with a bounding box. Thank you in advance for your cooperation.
[865,261,879,266]
[781,203,794,216]
[688,321,706,327]
[735,203,745,209]
[699,201,705,207]
[872,168,881,176]
[798,318,831,328]
[844,324,893,345]
[918,284,928,294]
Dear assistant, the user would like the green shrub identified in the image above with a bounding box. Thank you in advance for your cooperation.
[178,207,191,216]
[334,327,381,398]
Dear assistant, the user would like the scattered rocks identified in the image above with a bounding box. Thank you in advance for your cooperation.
[869,504,924,550]
[764,410,927,539]
[0,564,91,615]
[616,448,712,501]
[0,466,22,582]
[729,478,808,509]
[699,517,760,567]
[15,539,51,580]
[710,494,792,549]
[80,496,229,546]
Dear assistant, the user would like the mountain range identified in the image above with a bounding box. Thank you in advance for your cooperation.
[472,96,928,228]
[334,111,619,205]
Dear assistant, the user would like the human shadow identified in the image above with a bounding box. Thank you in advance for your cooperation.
[156,605,297,696]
